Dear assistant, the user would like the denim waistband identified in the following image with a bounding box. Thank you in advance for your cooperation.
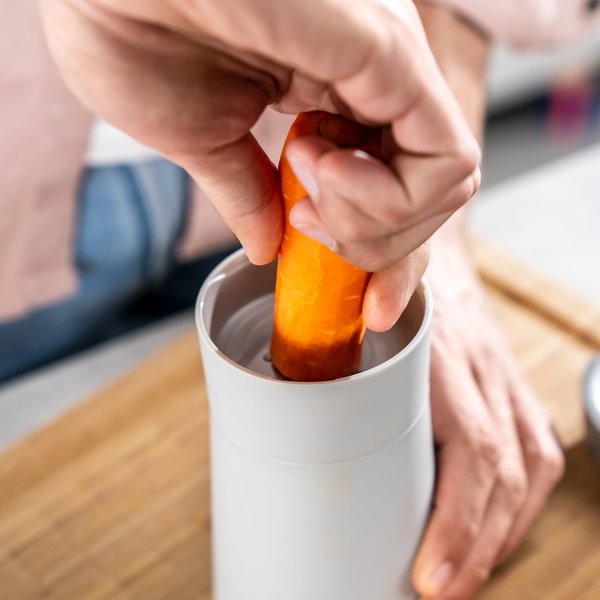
[76,158,189,283]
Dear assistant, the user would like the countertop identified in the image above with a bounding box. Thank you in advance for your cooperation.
[0,239,599,599]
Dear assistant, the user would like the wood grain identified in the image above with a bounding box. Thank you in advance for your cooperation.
[471,235,600,349]
[0,241,599,599]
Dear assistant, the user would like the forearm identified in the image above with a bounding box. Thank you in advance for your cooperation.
[416,2,488,140]
[411,12,565,599]
[415,1,489,290]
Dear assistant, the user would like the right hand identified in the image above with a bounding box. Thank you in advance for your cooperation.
[41,0,479,321]
[413,236,565,599]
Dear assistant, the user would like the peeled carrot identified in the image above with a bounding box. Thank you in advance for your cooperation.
[270,111,382,382]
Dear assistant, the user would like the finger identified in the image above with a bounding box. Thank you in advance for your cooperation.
[331,4,478,157]
[413,442,497,598]
[287,141,405,235]
[471,354,529,525]
[497,370,565,562]
[435,481,520,600]
[291,197,450,273]
[362,243,429,332]
[290,193,389,253]
[286,136,395,260]
[286,140,471,272]
[435,359,528,599]
[391,152,481,216]
[287,138,480,234]
[186,133,283,265]
[413,350,499,598]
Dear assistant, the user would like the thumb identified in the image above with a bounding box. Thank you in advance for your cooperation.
[363,243,429,332]
[181,133,283,265]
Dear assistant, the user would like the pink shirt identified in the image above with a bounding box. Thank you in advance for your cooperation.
[429,0,600,46]
[0,2,236,320]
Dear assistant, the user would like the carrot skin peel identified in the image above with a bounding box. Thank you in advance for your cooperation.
[270,111,381,382]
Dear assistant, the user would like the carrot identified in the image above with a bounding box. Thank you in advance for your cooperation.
[270,111,382,382]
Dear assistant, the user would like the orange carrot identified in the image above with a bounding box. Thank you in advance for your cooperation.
[270,111,382,382]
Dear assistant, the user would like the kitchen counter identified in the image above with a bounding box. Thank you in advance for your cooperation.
[0,239,598,599]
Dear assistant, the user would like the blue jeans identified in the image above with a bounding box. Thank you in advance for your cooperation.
[0,159,238,384]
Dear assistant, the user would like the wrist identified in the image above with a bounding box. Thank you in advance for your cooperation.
[418,0,600,47]
[427,213,485,307]
[415,1,488,300]
[415,1,489,140]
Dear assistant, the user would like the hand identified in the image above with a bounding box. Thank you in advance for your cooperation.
[41,0,480,328]
[412,237,565,600]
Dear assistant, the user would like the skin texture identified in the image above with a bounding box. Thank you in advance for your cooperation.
[40,0,477,329]
[412,4,565,599]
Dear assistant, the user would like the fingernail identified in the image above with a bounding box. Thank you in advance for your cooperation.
[291,223,337,251]
[423,562,454,596]
[287,156,319,202]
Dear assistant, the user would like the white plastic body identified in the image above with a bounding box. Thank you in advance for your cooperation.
[196,250,434,600]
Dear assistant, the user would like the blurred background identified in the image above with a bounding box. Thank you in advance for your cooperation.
[473,30,600,305]
[1,27,600,450]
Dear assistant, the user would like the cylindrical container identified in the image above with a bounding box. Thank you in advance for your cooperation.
[195,249,434,600]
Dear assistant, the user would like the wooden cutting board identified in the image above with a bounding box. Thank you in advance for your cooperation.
[0,239,599,600]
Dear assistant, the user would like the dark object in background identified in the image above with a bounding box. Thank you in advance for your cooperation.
[584,355,600,468]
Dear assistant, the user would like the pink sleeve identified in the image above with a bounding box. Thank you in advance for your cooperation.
[425,0,600,47]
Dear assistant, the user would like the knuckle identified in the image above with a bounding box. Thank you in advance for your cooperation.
[447,169,480,211]
[523,439,543,465]
[386,206,408,230]
[442,176,474,213]
[542,446,566,484]
[317,200,372,247]
[200,91,266,149]
[445,187,469,212]
[469,427,501,472]
[459,517,481,545]
[477,341,499,365]
[525,438,566,484]
[498,467,528,511]
[469,560,493,585]
[444,513,480,547]
[454,137,482,178]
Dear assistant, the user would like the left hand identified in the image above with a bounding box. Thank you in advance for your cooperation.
[412,240,565,600]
